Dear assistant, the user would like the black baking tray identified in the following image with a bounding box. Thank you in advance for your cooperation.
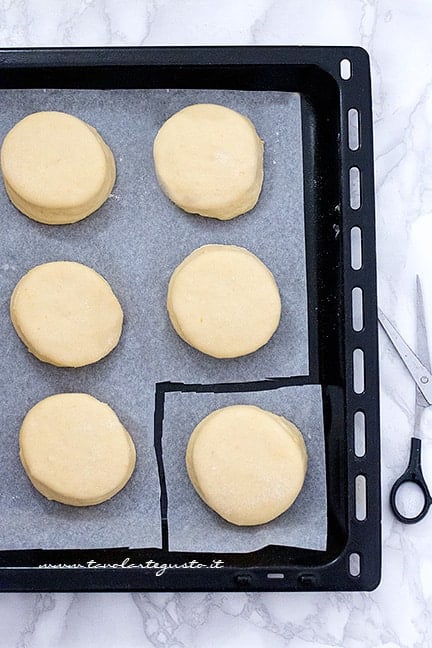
[0,46,380,592]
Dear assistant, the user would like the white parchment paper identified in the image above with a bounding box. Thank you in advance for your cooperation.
[0,88,312,551]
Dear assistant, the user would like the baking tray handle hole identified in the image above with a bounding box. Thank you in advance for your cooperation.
[349,167,362,210]
[348,108,360,150]
[349,552,361,577]
[350,226,363,270]
[340,58,352,80]
[354,411,366,457]
[355,474,368,521]
[353,348,365,394]
[352,287,364,331]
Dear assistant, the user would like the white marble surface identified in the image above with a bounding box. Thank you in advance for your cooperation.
[0,1,431,646]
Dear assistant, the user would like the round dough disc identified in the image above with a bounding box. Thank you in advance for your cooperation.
[186,405,308,526]
[11,261,123,367]
[153,103,264,220]
[0,111,116,224]
[167,244,281,358]
[20,393,136,506]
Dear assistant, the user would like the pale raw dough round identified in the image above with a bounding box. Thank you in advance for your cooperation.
[167,244,281,358]
[186,405,308,526]
[11,261,123,367]
[153,103,264,220]
[19,393,136,506]
[0,111,116,224]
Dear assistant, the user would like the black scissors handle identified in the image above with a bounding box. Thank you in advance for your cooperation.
[390,437,432,524]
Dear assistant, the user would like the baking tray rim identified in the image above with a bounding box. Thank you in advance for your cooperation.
[0,45,381,592]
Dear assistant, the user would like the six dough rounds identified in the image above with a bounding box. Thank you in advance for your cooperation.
[186,405,308,526]
[0,111,116,224]
[7,105,300,523]
[153,103,264,220]
[20,393,136,506]
[11,261,123,368]
[167,244,282,358]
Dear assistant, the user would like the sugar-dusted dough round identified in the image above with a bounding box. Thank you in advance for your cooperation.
[20,393,136,506]
[153,103,264,220]
[11,261,123,367]
[0,111,116,224]
[186,405,308,526]
[167,244,281,358]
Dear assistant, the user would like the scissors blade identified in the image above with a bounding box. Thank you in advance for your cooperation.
[416,276,431,409]
[378,306,432,405]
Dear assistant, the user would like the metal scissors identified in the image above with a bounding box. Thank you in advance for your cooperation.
[378,276,432,524]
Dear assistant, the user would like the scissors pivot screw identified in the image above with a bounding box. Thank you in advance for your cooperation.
[420,376,429,384]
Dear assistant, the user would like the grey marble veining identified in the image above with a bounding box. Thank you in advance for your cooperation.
[0,0,431,646]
